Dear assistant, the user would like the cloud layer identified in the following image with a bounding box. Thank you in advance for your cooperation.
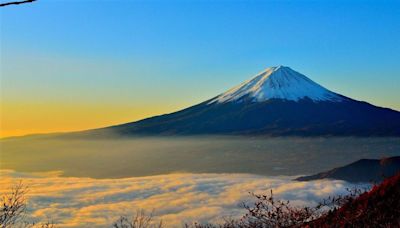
[0,170,362,227]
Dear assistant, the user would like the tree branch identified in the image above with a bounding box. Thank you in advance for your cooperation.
[0,0,37,7]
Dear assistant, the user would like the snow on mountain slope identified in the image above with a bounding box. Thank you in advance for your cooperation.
[209,66,345,104]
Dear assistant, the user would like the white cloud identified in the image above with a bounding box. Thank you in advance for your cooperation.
[0,170,364,227]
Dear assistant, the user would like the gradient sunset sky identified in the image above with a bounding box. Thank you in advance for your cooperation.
[1,0,399,138]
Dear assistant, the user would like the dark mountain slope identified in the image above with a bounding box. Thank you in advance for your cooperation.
[108,98,400,136]
[296,156,400,183]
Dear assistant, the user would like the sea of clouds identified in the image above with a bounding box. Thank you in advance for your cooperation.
[0,170,364,227]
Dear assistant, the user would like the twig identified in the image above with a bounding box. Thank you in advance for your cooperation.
[0,0,37,7]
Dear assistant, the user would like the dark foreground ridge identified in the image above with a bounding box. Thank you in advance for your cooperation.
[306,173,400,228]
[296,156,400,183]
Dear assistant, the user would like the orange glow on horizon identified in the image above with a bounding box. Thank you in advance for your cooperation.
[0,101,188,138]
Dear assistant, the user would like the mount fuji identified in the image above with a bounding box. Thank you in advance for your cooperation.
[98,66,400,137]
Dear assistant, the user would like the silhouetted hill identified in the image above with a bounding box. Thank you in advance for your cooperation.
[296,156,400,183]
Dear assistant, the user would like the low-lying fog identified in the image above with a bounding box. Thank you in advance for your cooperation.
[2,170,368,227]
[1,136,399,178]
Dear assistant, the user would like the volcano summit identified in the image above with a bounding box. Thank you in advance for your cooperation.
[209,66,344,103]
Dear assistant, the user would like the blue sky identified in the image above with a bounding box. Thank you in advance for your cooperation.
[1,0,399,136]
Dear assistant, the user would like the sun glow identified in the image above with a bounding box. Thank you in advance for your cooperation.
[0,101,183,138]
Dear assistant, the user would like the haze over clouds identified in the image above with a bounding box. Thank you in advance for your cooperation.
[0,170,366,227]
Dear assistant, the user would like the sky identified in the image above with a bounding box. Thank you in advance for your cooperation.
[1,0,399,138]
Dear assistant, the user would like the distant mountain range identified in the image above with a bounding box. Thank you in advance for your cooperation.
[93,66,400,137]
[296,156,400,183]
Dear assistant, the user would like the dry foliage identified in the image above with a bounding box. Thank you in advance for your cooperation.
[113,209,163,228]
[186,187,367,228]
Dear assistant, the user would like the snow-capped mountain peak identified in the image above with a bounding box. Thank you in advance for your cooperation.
[99,65,400,137]
[209,66,344,104]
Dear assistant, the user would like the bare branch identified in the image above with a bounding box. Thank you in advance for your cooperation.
[113,209,163,228]
[0,0,37,7]
[0,181,28,228]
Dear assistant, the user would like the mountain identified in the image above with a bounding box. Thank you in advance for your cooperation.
[295,156,400,183]
[99,66,400,137]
